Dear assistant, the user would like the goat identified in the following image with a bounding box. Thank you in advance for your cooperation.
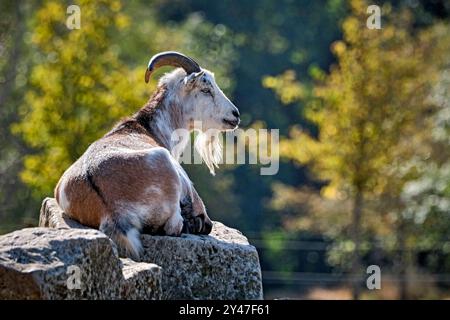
[54,52,240,260]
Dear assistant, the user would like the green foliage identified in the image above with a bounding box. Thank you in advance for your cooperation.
[153,0,348,234]
[2,0,450,298]
[266,0,449,274]
[401,64,450,272]
[0,1,39,232]
[282,7,441,200]
[13,0,147,198]
[12,0,238,201]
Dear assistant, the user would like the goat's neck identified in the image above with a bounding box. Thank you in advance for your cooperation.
[136,85,190,159]
[148,97,190,159]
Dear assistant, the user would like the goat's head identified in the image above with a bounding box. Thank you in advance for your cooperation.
[145,51,240,132]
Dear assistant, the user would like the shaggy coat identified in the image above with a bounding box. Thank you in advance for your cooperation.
[55,67,240,259]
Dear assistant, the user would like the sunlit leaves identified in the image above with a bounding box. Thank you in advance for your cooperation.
[267,1,449,271]
[14,0,147,197]
[263,70,305,105]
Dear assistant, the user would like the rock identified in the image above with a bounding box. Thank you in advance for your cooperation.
[121,258,162,300]
[0,228,162,299]
[39,197,89,229]
[140,224,263,299]
[10,197,264,299]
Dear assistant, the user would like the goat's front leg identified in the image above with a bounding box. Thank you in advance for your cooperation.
[181,187,213,235]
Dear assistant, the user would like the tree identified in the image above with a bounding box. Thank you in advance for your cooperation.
[266,1,447,298]
[153,0,348,234]
[401,47,450,287]
[0,1,39,232]
[11,0,239,228]
[13,0,150,198]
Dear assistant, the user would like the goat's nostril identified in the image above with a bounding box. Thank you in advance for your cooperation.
[232,110,240,118]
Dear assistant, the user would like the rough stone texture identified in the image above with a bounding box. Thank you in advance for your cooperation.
[3,197,263,299]
[39,197,89,230]
[120,258,162,300]
[0,228,162,299]
[140,224,263,299]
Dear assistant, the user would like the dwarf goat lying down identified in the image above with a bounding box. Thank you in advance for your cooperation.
[55,52,240,259]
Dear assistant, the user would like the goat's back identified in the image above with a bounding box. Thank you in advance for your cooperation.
[54,129,180,228]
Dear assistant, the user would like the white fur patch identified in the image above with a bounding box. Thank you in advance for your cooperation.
[117,202,148,226]
[163,207,183,236]
[126,228,142,256]
[58,179,70,212]
[145,185,163,196]
[145,147,171,166]
[145,147,192,198]
[194,131,222,175]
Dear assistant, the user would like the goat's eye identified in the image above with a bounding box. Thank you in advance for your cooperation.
[201,88,211,95]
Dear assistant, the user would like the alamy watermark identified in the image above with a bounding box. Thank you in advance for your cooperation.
[66,265,81,290]
[172,121,280,176]
[366,265,381,290]
[366,5,382,29]
[66,5,81,30]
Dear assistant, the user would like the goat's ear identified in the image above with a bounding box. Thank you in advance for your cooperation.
[184,71,205,87]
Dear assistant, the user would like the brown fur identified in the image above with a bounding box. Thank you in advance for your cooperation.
[55,158,107,228]
[53,66,239,259]
[55,86,177,229]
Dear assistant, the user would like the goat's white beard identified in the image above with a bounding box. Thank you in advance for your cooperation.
[195,130,222,175]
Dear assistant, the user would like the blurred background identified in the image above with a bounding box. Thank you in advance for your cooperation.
[1,0,449,299]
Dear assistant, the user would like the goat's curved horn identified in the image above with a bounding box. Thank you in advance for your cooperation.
[145,51,201,83]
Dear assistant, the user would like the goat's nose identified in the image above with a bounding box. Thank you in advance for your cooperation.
[232,109,240,118]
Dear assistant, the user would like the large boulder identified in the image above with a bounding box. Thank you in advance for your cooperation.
[1,197,263,299]
[0,228,162,299]
[140,224,262,299]
[120,258,162,300]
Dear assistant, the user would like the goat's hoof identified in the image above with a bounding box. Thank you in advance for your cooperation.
[182,220,190,234]
[194,216,204,233]
[194,214,213,235]
[200,219,213,235]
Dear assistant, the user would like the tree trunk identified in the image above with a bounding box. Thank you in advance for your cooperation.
[397,217,409,300]
[0,1,22,110]
[351,189,363,300]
